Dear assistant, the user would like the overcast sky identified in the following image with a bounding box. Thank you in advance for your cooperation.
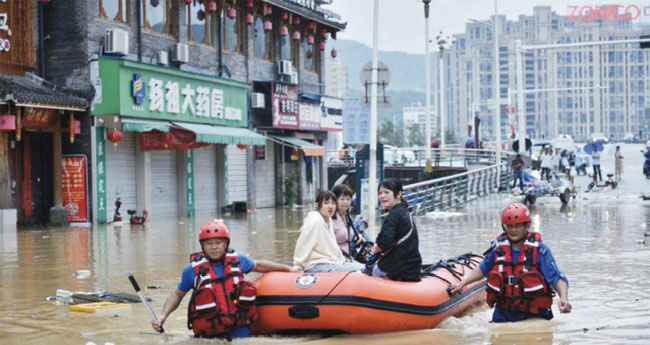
[325,0,650,54]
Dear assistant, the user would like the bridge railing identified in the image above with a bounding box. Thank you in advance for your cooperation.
[326,147,509,168]
[402,163,512,216]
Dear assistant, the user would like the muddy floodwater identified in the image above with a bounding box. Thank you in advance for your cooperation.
[1,144,649,345]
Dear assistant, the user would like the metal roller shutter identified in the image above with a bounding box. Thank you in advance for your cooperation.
[105,131,137,221]
[255,141,275,208]
[193,146,218,214]
[151,149,179,218]
[226,145,247,205]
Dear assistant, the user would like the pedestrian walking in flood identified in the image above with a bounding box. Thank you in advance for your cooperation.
[615,146,624,181]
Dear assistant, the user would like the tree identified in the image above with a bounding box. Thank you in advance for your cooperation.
[407,123,425,147]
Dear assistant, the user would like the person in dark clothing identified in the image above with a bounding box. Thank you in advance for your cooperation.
[510,154,525,189]
[371,178,422,282]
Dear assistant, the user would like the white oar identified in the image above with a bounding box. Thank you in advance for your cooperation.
[128,274,170,342]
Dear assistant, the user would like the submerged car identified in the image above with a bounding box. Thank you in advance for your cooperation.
[589,133,609,144]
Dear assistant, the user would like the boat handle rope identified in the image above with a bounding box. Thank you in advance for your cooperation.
[314,270,354,306]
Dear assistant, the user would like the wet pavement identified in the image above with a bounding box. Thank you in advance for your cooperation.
[1,144,649,344]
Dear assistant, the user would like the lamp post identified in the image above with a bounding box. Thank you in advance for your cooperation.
[436,32,451,148]
[367,0,379,236]
[423,0,433,172]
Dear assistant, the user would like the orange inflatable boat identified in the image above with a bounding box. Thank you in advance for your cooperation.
[251,253,485,335]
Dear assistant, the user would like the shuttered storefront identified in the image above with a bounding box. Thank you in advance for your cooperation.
[226,145,247,205]
[193,146,219,215]
[255,141,276,208]
[105,132,137,221]
[150,149,179,218]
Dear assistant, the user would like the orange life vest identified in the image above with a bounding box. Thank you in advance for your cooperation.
[187,250,258,338]
[485,232,553,315]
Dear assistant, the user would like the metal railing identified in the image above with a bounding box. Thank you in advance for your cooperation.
[326,147,508,168]
[403,163,513,215]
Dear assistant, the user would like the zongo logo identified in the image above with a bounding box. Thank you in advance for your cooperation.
[568,4,649,22]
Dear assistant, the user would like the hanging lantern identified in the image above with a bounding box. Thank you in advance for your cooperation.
[182,0,192,4]
[292,16,301,25]
[245,13,254,25]
[264,5,272,15]
[244,0,253,8]
[306,21,315,31]
[331,48,337,58]
[236,144,248,150]
[281,11,288,21]
[319,41,326,51]
[263,20,272,32]
[227,7,236,19]
[107,129,123,148]
[207,1,217,12]
[307,35,314,45]
[319,27,328,38]
[292,30,301,41]
[0,113,16,130]
[162,132,174,149]
[280,25,288,36]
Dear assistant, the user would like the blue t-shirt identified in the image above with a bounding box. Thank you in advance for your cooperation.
[479,241,568,322]
[178,252,256,338]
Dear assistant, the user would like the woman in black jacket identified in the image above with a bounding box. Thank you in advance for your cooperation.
[371,178,422,282]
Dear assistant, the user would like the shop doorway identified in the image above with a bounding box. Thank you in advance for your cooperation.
[20,132,54,224]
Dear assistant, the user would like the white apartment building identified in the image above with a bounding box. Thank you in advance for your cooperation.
[323,56,349,150]
[445,6,650,142]
[402,103,437,142]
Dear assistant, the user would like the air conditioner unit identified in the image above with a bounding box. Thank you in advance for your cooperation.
[104,28,129,56]
[251,93,265,108]
[278,60,292,75]
[171,43,189,63]
[290,71,299,85]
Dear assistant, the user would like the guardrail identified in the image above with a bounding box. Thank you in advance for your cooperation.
[326,147,511,168]
[402,163,512,215]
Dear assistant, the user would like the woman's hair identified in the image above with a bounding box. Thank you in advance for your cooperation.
[332,184,354,220]
[316,190,337,210]
[378,178,408,207]
[616,145,620,150]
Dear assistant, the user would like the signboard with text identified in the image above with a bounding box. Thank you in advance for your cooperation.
[343,99,370,144]
[272,83,299,129]
[320,96,343,131]
[93,58,249,127]
[298,102,321,131]
[62,155,89,222]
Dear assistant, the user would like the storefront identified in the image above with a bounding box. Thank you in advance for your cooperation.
[91,58,265,223]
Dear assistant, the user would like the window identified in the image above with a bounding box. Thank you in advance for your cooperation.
[254,17,273,61]
[100,0,129,24]
[304,38,317,72]
[188,1,217,44]
[223,7,244,54]
[142,0,174,35]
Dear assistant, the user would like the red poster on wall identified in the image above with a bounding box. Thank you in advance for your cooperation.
[61,155,88,222]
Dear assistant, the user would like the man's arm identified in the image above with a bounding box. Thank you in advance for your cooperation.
[253,259,299,273]
[554,279,571,313]
[152,289,187,332]
[449,266,484,295]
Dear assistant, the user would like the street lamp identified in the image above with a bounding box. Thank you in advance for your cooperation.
[436,32,452,148]
[423,0,433,173]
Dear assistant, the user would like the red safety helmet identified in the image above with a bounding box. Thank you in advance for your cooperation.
[199,220,230,242]
[501,203,531,225]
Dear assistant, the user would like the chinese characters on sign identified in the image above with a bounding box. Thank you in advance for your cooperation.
[95,128,107,223]
[62,156,89,222]
[298,102,321,130]
[0,11,11,53]
[272,83,299,129]
[343,99,370,144]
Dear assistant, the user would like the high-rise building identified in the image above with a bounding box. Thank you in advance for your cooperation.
[402,103,437,145]
[445,6,650,142]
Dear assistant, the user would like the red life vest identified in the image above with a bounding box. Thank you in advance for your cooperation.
[485,232,554,315]
[187,250,258,338]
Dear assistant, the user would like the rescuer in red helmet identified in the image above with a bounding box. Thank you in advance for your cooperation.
[152,220,297,339]
[450,203,571,322]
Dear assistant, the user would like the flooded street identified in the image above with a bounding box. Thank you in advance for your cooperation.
[1,145,650,345]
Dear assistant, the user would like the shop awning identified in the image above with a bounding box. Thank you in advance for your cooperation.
[121,118,171,132]
[269,135,324,156]
[172,122,267,146]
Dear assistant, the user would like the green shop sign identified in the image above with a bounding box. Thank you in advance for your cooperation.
[93,58,249,127]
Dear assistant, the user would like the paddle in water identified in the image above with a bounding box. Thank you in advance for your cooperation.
[128,274,170,342]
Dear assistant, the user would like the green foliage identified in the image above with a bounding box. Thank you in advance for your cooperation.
[407,123,425,147]
[378,121,405,147]
[284,169,299,206]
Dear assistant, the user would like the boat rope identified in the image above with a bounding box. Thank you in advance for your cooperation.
[421,253,483,283]
[314,271,354,306]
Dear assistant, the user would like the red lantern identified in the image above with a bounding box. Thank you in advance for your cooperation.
[236,144,248,150]
[182,0,192,4]
[307,35,314,45]
[331,48,337,58]
[244,0,253,8]
[281,12,288,21]
[265,5,272,15]
[227,7,236,19]
[162,132,174,149]
[292,16,301,25]
[320,27,328,38]
[319,41,326,51]
[292,30,301,41]
[245,13,254,24]
[306,21,315,30]
[207,1,217,12]
[263,20,272,32]
[107,129,123,148]
[280,25,288,36]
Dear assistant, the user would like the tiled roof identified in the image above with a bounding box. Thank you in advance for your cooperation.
[0,73,88,110]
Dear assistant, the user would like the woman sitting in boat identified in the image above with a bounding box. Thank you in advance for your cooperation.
[371,178,422,282]
[293,190,365,272]
[332,184,369,263]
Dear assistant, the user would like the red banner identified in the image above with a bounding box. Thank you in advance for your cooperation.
[139,129,209,151]
[62,155,88,222]
[22,108,57,127]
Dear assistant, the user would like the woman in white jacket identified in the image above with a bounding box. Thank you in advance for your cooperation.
[293,190,365,272]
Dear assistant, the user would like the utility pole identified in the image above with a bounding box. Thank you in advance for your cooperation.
[423,0,432,172]
[368,0,379,236]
